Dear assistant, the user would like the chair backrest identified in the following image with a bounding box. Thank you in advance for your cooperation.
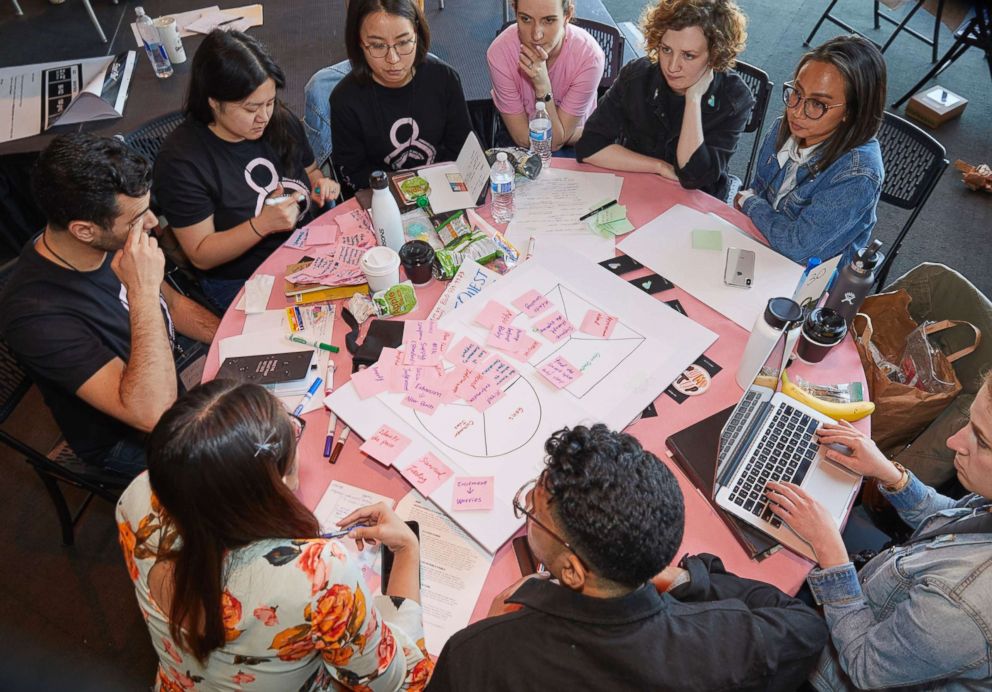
[0,260,31,427]
[731,60,774,188]
[118,110,186,166]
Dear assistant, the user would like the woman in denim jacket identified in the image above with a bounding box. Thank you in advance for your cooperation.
[734,36,885,266]
[765,371,992,691]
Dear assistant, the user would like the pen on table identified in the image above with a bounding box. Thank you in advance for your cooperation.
[323,412,338,458]
[216,15,245,26]
[325,360,336,395]
[287,334,340,353]
[320,522,370,540]
[579,199,618,221]
[293,377,323,416]
[526,236,536,260]
[328,426,351,464]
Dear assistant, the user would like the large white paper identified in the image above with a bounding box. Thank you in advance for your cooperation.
[418,132,490,213]
[619,204,804,330]
[395,491,493,657]
[313,480,395,533]
[504,168,622,263]
[426,259,501,321]
[326,245,717,552]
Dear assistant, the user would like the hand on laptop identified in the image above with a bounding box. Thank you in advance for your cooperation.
[765,482,848,568]
[816,421,903,486]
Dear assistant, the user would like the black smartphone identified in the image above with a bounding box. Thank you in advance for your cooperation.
[381,520,420,594]
[512,535,539,575]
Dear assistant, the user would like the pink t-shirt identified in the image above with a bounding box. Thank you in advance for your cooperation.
[487,23,605,123]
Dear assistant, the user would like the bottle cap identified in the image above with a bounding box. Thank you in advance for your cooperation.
[370,170,388,190]
[764,297,803,330]
[852,239,884,274]
[496,152,508,162]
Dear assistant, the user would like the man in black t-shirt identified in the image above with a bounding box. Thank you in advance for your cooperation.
[0,135,220,476]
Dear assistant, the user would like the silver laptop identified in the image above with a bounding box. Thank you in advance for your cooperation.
[713,331,861,561]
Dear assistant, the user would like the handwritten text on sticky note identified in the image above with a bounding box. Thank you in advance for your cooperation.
[512,289,552,318]
[533,311,575,343]
[400,452,453,496]
[452,476,494,511]
[359,425,411,466]
[579,310,619,338]
[538,355,582,389]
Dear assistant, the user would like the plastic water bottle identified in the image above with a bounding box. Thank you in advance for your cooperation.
[490,152,515,224]
[529,102,552,171]
[369,171,404,252]
[135,7,173,79]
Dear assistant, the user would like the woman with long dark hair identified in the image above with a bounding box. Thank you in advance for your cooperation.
[116,380,430,690]
[734,35,886,266]
[330,0,472,194]
[154,30,339,311]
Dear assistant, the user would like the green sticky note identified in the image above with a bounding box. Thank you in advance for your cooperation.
[692,228,723,251]
[597,204,628,223]
[601,218,635,236]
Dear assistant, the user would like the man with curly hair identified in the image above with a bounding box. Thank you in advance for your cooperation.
[427,424,827,690]
[576,0,754,201]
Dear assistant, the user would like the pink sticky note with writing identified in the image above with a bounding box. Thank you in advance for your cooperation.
[447,336,490,366]
[579,310,619,338]
[479,355,518,387]
[533,311,575,343]
[455,370,505,412]
[452,477,494,511]
[538,355,582,389]
[350,364,391,399]
[439,364,470,403]
[402,340,446,367]
[394,364,444,393]
[400,452,453,496]
[359,425,411,466]
[474,300,517,330]
[486,324,528,352]
[403,320,452,346]
[401,381,444,415]
[512,289,553,318]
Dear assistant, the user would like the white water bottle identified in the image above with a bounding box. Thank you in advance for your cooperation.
[529,102,552,171]
[736,297,803,389]
[490,152,515,224]
[135,7,173,79]
[369,171,404,252]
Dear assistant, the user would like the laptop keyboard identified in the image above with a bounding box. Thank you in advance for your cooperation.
[718,389,762,465]
[728,404,820,528]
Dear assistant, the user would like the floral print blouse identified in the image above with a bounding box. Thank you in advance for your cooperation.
[116,473,432,691]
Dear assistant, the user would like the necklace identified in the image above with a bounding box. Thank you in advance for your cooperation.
[40,231,106,273]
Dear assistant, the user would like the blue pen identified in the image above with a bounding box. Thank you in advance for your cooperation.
[293,377,323,416]
[321,522,370,540]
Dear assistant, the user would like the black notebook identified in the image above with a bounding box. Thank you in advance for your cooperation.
[666,406,780,561]
[217,351,314,386]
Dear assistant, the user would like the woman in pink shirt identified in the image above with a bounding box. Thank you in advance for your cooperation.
[487,0,605,151]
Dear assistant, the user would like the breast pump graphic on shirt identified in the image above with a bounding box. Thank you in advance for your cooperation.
[243,156,312,218]
[384,117,436,170]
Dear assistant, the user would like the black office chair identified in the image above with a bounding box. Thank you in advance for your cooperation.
[117,110,186,166]
[571,18,626,94]
[732,60,773,188]
[804,0,945,63]
[0,261,131,546]
[873,112,949,289]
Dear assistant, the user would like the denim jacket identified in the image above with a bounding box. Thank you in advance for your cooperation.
[808,473,992,691]
[741,119,884,267]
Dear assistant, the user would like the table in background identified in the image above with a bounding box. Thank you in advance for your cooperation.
[204,158,869,627]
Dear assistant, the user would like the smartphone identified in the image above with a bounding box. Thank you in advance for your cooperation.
[381,520,420,594]
[512,535,539,575]
[724,248,755,288]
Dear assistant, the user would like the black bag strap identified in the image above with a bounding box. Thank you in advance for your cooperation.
[904,508,992,547]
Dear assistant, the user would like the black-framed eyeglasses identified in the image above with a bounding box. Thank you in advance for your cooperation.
[782,82,845,121]
[363,36,417,59]
[512,476,585,567]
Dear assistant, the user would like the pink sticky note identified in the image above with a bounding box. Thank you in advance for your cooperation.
[350,364,391,399]
[452,477,494,511]
[401,381,444,416]
[479,356,519,387]
[455,370,505,412]
[403,320,452,347]
[474,300,517,330]
[512,289,553,318]
[538,355,582,389]
[394,364,445,393]
[400,452,453,496]
[447,336,490,366]
[359,425,411,466]
[304,223,338,246]
[533,311,575,343]
[402,340,446,367]
[486,324,528,352]
[579,310,619,338]
[439,364,470,403]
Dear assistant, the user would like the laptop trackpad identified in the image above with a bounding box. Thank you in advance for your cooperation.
[805,459,859,521]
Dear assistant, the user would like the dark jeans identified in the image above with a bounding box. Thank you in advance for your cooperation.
[101,436,147,479]
[199,275,244,313]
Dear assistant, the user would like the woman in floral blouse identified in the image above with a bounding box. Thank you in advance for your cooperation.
[116,380,432,691]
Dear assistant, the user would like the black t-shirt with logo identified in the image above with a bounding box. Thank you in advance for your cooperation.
[0,239,176,464]
[154,116,316,281]
[330,54,473,193]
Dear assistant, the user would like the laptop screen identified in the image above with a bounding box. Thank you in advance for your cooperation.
[714,330,791,483]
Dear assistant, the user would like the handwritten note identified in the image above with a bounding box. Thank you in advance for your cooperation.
[579,310,619,338]
[452,477,494,511]
[474,300,517,330]
[359,425,411,466]
[447,337,490,367]
[512,289,553,318]
[401,381,444,415]
[454,370,505,413]
[479,356,518,387]
[351,364,391,399]
[538,355,582,389]
[400,452,453,496]
[402,340,446,367]
[284,227,309,249]
[403,320,453,347]
[486,325,528,352]
[394,364,445,393]
[533,311,575,343]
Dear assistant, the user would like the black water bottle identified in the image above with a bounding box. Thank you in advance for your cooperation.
[823,240,885,327]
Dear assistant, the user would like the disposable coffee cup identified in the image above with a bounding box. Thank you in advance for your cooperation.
[154,16,186,64]
[398,240,435,285]
[360,246,400,293]
[795,307,848,364]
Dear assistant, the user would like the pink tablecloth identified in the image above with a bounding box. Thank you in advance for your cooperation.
[204,158,868,623]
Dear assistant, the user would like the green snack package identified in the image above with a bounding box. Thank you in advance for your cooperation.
[371,281,418,316]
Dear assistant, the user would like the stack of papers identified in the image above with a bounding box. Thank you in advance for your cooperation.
[284,209,378,287]
[129,4,263,47]
[586,202,634,237]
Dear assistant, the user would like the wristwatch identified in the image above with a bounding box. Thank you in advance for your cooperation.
[537,91,553,103]
[881,461,911,493]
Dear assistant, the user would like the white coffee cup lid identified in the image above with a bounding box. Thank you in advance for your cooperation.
[361,246,400,274]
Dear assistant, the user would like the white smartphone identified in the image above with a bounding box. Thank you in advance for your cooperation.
[724,248,755,288]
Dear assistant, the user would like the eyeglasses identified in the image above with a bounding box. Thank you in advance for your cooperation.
[253,414,306,458]
[782,82,845,120]
[512,476,586,567]
[362,37,417,59]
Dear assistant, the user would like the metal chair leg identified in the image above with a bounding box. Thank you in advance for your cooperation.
[81,0,108,43]
[11,0,23,15]
[33,467,75,546]
[881,0,926,53]
[804,0,841,47]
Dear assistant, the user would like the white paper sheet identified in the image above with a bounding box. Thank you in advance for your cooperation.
[426,259,501,321]
[619,205,804,330]
[395,491,494,657]
[418,132,489,213]
[504,168,622,263]
[129,5,263,46]
[243,273,275,313]
[313,480,395,532]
